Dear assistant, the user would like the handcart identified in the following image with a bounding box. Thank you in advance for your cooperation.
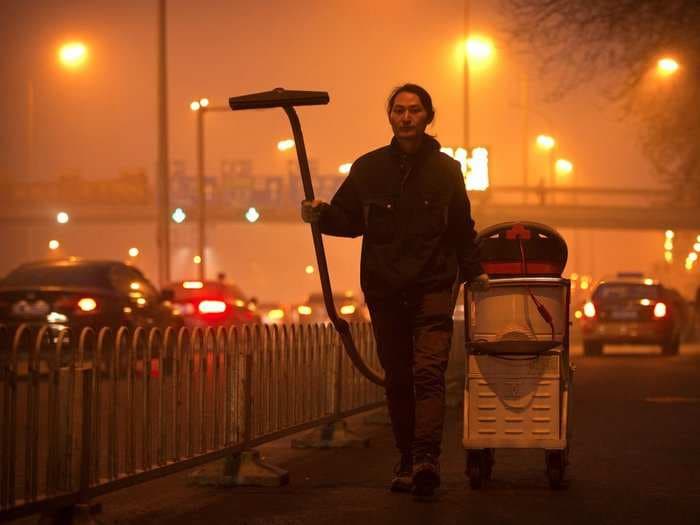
[463,222,573,489]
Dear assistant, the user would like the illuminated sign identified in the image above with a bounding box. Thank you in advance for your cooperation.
[440,146,490,191]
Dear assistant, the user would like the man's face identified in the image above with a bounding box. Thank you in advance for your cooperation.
[388,92,429,141]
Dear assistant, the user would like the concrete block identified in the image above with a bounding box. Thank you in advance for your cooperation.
[291,420,370,449]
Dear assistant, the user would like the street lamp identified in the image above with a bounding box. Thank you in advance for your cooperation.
[189,98,229,280]
[657,57,679,76]
[555,158,574,180]
[462,33,495,151]
[57,42,88,70]
[56,211,70,224]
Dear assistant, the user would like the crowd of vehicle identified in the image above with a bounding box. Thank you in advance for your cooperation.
[0,259,697,357]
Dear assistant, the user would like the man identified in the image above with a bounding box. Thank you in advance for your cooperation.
[301,84,488,497]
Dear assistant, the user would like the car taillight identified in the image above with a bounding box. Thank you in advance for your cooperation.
[340,304,356,315]
[78,297,98,312]
[297,305,312,316]
[267,308,285,320]
[198,300,227,314]
[653,302,667,318]
[583,301,596,318]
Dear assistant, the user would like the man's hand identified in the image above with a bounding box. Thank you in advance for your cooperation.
[301,199,326,223]
[470,273,490,292]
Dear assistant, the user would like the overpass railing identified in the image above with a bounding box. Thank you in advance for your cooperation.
[0,322,383,522]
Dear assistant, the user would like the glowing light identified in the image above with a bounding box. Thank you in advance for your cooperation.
[466,147,489,191]
[665,251,673,263]
[657,57,679,76]
[199,300,226,314]
[665,230,675,239]
[128,247,139,257]
[199,98,209,107]
[338,163,352,175]
[130,282,140,290]
[653,302,667,318]
[664,239,674,251]
[234,299,246,307]
[172,208,186,223]
[689,252,698,262]
[694,242,700,252]
[640,298,651,306]
[340,304,356,315]
[58,42,88,69]
[580,279,590,291]
[47,311,68,323]
[574,310,583,320]
[56,211,70,224]
[644,278,654,285]
[685,260,694,271]
[77,298,97,312]
[267,309,285,320]
[465,35,494,63]
[570,273,579,281]
[245,207,260,223]
[48,240,60,250]
[190,101,200,111]
[123,307,132,314]
[136,297,147,306]
[555,158,574,177]
[583,302,596,318]
[193,255,202,264]
[183,281,203,289]
[297,305,312,316]
[305,265,315,275]
[277,139,295,151]
[536,134,556,150]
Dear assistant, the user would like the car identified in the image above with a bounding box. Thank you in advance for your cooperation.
[580,273,687,356]
[0,258,181,342]
[294,291,367,324]
[257,302,293,325]
[162,279,260,329]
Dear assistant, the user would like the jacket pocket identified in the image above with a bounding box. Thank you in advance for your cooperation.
[412,196,448,237]
[363,197,396,244]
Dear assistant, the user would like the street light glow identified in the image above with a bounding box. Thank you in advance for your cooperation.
[305,265,315,275]
[199,98,209,107]
[465,35,494,62]
[555,158,574,177]
[171,208,187,223]
[245,207,260,223]
[657,57,679,76]
[190,101,201,111]
[58,42,88,69]
[277,139,295,151]
[128,247,139,257]
[536,134,556,151]
[338,163,352,175]
[193,255,202,264]
[56,211,70,224]
[665,230,675,239]
[49,240,60,250]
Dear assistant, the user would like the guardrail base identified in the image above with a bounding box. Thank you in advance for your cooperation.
[291,420,370,449]
[188,450,289,487]
[38,503,101,525]
[363,407,392,425]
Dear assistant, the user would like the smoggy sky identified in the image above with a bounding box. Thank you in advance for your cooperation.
[0,0,658,189]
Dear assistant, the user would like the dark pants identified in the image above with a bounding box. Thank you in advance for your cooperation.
[368,286,457,459]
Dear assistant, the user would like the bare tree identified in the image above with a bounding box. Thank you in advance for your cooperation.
[502,0,700,202]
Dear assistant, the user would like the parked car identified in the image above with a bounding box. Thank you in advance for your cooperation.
[580,273,688,356]
[0,258,181,341]
[293,291,367,324]
[162,280,260,329]
[257,302,293,325]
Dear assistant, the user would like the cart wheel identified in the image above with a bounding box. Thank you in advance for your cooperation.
[545,450,566,490]
[466,451,484,489]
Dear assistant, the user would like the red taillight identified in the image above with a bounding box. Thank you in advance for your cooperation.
[583,301,596,318]
[653,302,667,318]
[198,300,227,314]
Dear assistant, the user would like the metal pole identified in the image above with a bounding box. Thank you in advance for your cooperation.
[463,0,470,149]
[521,73,529,203]
[156,0,171,286]
[197,108,206,281]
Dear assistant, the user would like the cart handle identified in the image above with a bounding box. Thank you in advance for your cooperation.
[229,88,385,387]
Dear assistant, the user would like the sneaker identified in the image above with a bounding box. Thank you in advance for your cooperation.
[390,454,413,492]
[412,454,440,498]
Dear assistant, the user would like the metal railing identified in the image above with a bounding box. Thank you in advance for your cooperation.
[0,322,383,521]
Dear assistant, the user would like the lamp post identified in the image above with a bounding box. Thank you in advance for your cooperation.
[190,98,228,281]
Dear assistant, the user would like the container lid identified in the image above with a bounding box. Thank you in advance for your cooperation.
[476,221,567,277]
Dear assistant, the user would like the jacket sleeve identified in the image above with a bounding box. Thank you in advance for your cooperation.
[318,166,364,238]
[447,161,484,282]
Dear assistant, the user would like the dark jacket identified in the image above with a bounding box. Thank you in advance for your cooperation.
[319,136,483,301]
